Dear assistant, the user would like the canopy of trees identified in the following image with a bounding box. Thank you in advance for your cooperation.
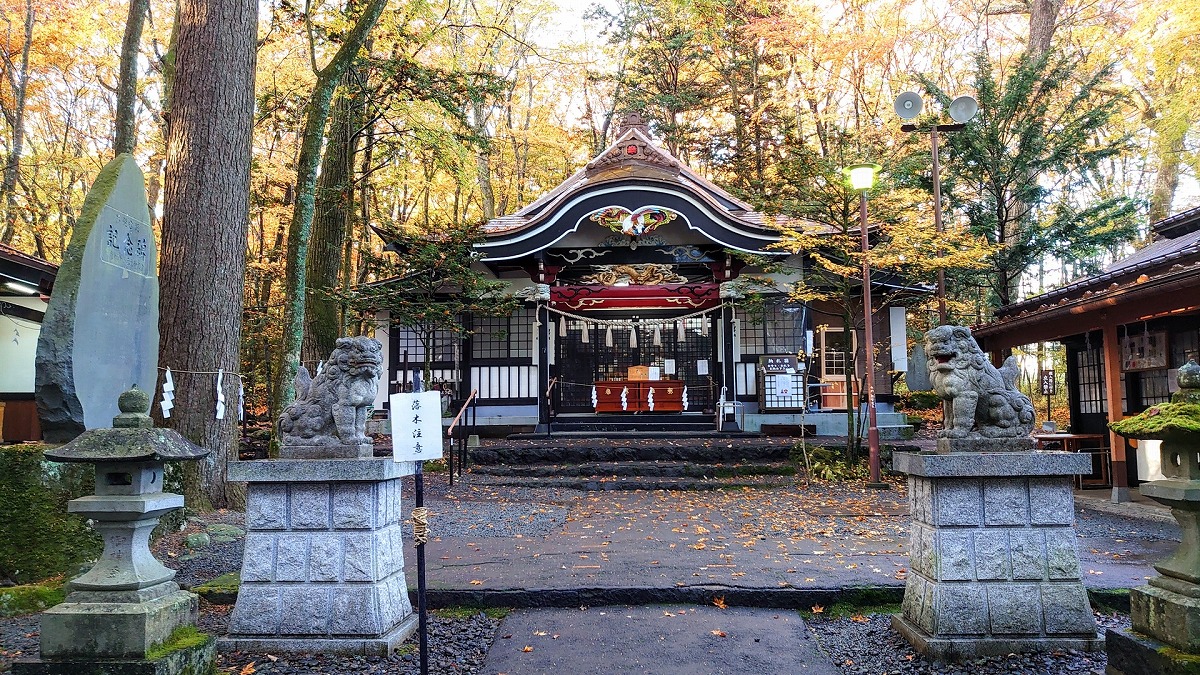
[4,0,1198,497]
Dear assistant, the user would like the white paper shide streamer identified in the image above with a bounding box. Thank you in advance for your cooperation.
[591,385,598,408]
[647,387,655,411]
[620,386,629,411]
[238,377,245,421]
[682,386,689,411]
[160,368,176,418]
[215,369,226,420]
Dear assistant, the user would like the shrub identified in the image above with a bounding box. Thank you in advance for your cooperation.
[795,445,868,482]
[0,445,101,585]
[899,391,942,411]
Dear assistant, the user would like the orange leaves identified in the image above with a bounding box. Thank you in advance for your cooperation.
[711,629,727,637]
[811,604,824,614]
[712,596,727,609]
[522,645,534,653]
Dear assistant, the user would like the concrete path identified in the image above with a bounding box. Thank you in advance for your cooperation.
[479,605,839,675]
[404,478,1178,607]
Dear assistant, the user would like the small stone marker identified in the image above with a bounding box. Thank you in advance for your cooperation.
[35,154,159,442]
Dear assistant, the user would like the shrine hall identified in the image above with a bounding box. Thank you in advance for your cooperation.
[373,114,916,436]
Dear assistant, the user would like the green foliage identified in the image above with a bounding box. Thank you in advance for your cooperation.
[347,220,519,383]
[0,445,101,585]
[898,390,941,411]
[0,580,66,617]
[925,50,1139,307]
[797,445,867,482]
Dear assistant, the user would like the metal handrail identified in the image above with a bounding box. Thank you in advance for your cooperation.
[446,389,479,438]
[546,377,558,399]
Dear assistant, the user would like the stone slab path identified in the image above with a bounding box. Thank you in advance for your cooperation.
[479,605,839,675]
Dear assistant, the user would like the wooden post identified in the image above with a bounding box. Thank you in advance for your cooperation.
[1102,322,1130,502]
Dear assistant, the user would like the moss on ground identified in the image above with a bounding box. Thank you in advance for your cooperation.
[146,625,210,661]
[433,606,510,621]
[0,580,66,616]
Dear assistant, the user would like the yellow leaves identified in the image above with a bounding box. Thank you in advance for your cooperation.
[850,614,869,623]
[712,596,727,609]
[711,629,727,637]
[239,664,257,675]
[469,579,484,585]
[811,604,824,614]
[522,645,534,653]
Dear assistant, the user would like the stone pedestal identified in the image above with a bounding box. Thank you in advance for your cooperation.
[222,458,416,656]
[891,450,1102,661]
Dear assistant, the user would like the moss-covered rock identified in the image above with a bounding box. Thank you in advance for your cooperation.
[192,572,239,605]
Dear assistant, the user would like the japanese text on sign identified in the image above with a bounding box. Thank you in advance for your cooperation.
[98,206,152,277]
[1040,370,1056,396]
[391,391,443,466]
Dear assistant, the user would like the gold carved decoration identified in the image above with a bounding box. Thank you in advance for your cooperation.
[579,264,688,286]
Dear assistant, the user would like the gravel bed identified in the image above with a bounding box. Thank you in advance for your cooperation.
[1074,507,1180,542]
[0,614,38,672]
[809,611,1130,674]
[215,611,501,675]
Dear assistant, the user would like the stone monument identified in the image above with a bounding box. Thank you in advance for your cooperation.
[1106,360,1200,675]
[35,154,159,442]
[224,336,417,655]
[13,387,213,675]
[891,325,1101,660]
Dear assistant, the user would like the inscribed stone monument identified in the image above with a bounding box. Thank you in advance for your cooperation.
[35,154,159,442]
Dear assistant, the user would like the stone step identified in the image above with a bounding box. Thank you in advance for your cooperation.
[469,441,792,465]
[548,421,720,433]
[510,430,758,440]
[470,460,797,479]
[463,472,795,491]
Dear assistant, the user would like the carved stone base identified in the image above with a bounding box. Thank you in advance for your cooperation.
[278,442,372,459]
[38,586,198,659]
[224,459,414,655]
[892,614,1102,662]
[13,634,216,675]
[936,437,1036,454]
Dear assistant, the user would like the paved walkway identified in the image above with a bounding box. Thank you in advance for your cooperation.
[397,471,1176,672]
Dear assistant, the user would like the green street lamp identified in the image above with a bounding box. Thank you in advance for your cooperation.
[842,162,888,490]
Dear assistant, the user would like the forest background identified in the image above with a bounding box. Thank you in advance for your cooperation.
[0,0,1197,505]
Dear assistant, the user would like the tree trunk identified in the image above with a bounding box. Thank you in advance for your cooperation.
[0,0,33,246]
[303,71,364,365]
[1027,0,1063,59]
[114,0,150,155]
[272,0,388,419]
[1149,113,1186,223]
[157,0,257,510]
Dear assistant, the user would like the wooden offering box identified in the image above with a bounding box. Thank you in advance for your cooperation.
[594,380,685,413]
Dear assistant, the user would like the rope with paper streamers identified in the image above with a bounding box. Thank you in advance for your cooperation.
[411,506,430,545]
[156,366,245,421]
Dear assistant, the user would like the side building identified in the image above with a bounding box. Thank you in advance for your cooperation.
[374,114,918,437]
[974,205,1200,502]
[0,244,57,442]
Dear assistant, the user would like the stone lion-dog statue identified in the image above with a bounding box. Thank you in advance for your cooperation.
[278,336,383,448]
[925,325,1034,439]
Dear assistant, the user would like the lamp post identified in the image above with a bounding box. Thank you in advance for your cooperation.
[842,162,888,490]
[894,92,978,325]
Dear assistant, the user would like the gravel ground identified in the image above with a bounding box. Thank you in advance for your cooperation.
[0,615,37,672]
[810,611,1130,675]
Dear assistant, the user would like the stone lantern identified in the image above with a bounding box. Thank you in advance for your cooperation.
[14,386,213,674]
[1107,360,1200,675]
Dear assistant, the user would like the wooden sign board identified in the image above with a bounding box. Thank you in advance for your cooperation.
[761,355,800,373]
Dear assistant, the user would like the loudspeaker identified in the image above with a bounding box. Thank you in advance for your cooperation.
[948,95,978,123]
[894,92,923,120]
